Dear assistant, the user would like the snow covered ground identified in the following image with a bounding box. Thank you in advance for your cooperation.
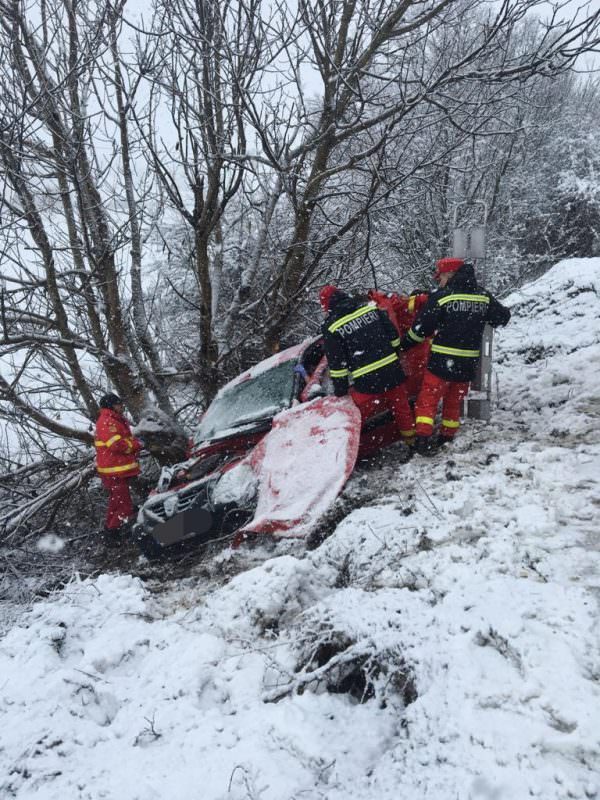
[1,259,599,800]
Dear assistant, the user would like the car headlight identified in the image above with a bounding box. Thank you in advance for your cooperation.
[163,495,179,518]
[157,465,174,492]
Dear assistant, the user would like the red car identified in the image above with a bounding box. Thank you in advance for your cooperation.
[133,336,412,558]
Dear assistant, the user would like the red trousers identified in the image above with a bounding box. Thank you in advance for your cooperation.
[414,370,470,439]
[351,383,415,440]
[399,341,431,400]
[101,476,135,531]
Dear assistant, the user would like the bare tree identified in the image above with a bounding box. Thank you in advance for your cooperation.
[0,0,184,459]
[229,0,600,349]
[126,0,600,378]
[129,0,277,399]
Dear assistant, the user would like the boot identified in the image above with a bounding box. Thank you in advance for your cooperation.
[436,435,453,448]
[414,435,437,457]
[117,516,136,538]
[396,442,414,463]
[102,528,124,548]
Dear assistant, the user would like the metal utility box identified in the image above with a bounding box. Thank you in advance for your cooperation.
[464,324,493,421]
[452,226,486,260]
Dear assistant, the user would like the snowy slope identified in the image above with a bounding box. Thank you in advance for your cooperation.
[1,259,599,800]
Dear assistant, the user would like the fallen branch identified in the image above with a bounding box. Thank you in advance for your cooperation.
[0,456,96,538]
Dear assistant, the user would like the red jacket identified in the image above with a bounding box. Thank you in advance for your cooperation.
[368,290,430,397]
[95,408,142,478]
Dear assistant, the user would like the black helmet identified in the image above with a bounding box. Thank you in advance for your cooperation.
[99,393,122,409]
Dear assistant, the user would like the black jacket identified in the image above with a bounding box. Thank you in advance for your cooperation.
[322,291,406,396]
[400,264,510,382]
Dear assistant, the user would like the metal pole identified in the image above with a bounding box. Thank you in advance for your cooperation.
[452,201,492,422]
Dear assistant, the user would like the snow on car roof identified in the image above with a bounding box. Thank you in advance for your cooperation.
[215,337,319,398]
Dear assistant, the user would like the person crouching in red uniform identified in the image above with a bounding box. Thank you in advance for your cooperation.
[95,393,143,545]
[320,285,415,448]
[368,288,431,399]
[399,258,510,456]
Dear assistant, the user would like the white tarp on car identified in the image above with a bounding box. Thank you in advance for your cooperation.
[239,395,362,539]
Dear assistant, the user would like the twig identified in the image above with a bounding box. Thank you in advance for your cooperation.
[414,477,444,520]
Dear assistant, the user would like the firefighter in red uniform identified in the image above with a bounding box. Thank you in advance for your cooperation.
[399,258,510,456]
[320,285,415,446]
[95,393,143,545]
[368,288,431,398]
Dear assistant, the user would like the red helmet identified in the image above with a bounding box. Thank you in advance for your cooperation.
[319,284,339,312]
[434,257,464,282]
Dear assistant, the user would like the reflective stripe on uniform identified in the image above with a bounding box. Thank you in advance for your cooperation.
[408,295,416,313]
[408,328,425,343]
[400,429,415,438]
[330,367,350,378]
[431,344,480,358]
[328,304,376,333]
[437,293,490,307]
[94,434,123,448]
[416,415,434,426]
[351,352,398,379]
[441,419,460,428]
[391,337,400,348]
[97,462,139,475]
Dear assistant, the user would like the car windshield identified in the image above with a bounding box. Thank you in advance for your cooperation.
[193,360,297,444]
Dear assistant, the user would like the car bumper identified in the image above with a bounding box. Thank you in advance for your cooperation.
[133,505,215,548]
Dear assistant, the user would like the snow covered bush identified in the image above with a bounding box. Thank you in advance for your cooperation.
[264,594,418,710]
